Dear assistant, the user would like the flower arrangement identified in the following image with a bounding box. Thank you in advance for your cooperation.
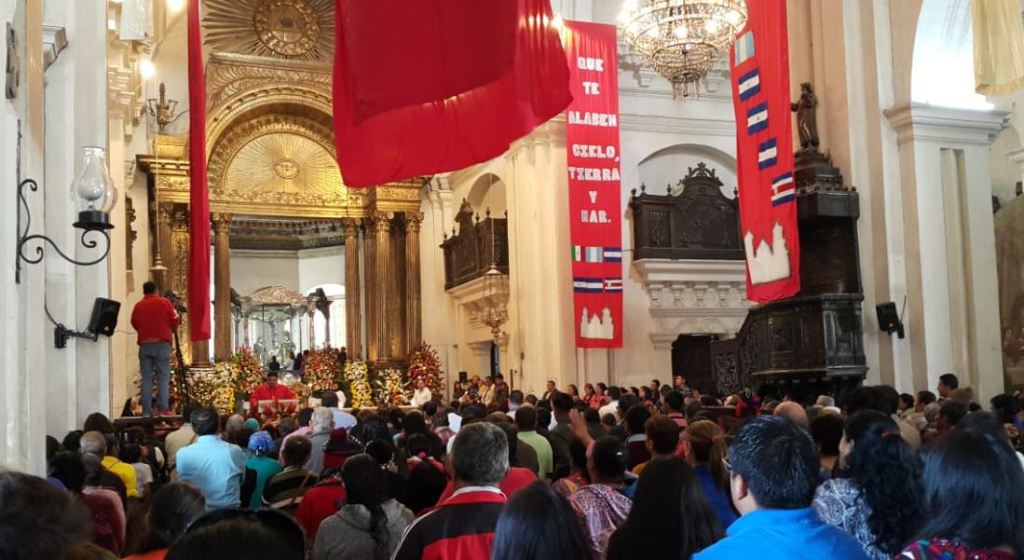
[229,347,264,398]
[344,361,374,407]
[407,342,445,398]
[305,348,343,392]
[187,366,235,414]
[376,368,408,406]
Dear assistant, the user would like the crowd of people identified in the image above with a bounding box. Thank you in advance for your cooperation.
[3,372,1024,559]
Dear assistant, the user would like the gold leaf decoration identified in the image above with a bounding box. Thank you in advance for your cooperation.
[204,0,334,62]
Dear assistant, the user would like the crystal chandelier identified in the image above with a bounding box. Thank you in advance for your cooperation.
[620,0,747,99]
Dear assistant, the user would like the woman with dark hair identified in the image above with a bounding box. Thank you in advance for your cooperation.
[492,482,590,560]
[900,429,1024,559]
[83,412,114,434]
[553,437,590,498]
[403,434,449,514]
[312,454,414,560]
[124,482,205,560]
[684,420,736,530]
[814,411,924,560]
[397,411,444,458]
[568,433,633,559]
[639,386,655,407]
[606,458,721,560]
[364,439,409,505]
[566,384,580,400]
[810,413,844,479]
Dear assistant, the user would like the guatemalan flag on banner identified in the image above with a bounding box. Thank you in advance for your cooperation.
[729,0,800,303]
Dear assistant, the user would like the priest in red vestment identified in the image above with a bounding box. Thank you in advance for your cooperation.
[249,371,296,419]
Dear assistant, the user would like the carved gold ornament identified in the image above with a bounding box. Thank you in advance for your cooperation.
[254,0,320,57]
[203,0,334,62]
[224,131,344,205]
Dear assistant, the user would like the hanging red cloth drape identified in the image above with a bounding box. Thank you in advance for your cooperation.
[187,0,211,341]
[332,0,572,187]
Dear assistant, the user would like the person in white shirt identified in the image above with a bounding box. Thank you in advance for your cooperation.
[599,386,622,419]
[411,379,433,408]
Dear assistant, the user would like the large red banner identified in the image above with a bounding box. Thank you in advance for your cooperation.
[332,0,571,187]
[564,21,622,348]
[187,0,210,341]
[729,0,801,303]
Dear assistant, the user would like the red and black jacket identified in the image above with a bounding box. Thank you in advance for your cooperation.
[392,487,506,560]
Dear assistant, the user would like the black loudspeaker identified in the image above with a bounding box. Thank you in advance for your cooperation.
[875,302,905,339]
[87,298,121,337]
[459,371,468,383]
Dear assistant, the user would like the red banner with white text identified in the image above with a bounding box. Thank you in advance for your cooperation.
[564,21,622,348]
[729,0,801,303]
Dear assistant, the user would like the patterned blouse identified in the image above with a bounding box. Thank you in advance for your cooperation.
[569,483,632,559]
[813,478,889,560]
[899,539,1016,560]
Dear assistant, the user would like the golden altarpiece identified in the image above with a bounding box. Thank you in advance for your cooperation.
[137,0,423,369]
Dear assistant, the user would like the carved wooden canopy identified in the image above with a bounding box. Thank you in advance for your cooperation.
[630,162,743,260]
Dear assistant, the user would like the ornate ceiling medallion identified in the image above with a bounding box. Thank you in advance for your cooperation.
[254,0,320,57]
[204,0,334,62]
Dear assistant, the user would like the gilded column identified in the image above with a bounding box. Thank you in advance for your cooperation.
[371,211,393,362]
[343,219,363,360]
[390,219,406,359]
[213,213,233,362]
[405,213,423,356]
[154,202,174,294]
[169,206,193,365]
[364,219,378,361]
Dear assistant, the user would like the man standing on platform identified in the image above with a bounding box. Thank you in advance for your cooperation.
[249,371,297,418]
[130,281,180,417]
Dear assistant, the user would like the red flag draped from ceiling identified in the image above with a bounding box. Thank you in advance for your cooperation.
[187,0,210,341]
[729,0,800,303]
[332,0,572,187]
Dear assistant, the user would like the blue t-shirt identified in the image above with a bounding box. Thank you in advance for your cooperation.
[176,435,246,510]
[693,507,870,560]
[694,465,738,530]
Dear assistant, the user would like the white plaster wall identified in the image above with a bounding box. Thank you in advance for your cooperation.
[298,246,345,293]
[231,250,301,296]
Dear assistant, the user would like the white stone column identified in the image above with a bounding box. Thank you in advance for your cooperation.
[506,120,577,394]
[885,103,1007,402]
[1,0,48,474]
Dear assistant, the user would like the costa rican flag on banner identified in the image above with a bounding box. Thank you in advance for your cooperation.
[729,0,800,303]
[771,172,795,206]
[604,278,623,292]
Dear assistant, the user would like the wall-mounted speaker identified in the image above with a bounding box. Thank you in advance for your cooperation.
[875,302,905,339]
[87,298,121,337]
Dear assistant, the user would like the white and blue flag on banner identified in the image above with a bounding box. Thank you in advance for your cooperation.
[771,172,795,206]
[734,31,755,65]
[758,138,778,169]
[603,248,622,262]
[573,278,604,293]
[747,102,769,134]
[738,68,761,102]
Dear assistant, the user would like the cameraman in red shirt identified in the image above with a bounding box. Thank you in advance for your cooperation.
[130,281,180,416]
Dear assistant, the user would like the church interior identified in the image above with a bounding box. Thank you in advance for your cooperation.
[3,0,1024,477]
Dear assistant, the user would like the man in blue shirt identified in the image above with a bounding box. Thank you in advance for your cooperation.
[176,406,246,511]
[694,416,869,560]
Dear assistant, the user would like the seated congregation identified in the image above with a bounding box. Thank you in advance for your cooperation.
[3,373,1024,560]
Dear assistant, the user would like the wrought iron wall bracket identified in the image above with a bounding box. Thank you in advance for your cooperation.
[15,178,112,284]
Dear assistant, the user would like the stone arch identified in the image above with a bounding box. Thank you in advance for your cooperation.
[205,96,362,217]
[637,143,737,197]
[466,172,508,216]
[910,0,989,109]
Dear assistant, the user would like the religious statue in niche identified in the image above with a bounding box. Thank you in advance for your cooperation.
[791,82,819,151]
